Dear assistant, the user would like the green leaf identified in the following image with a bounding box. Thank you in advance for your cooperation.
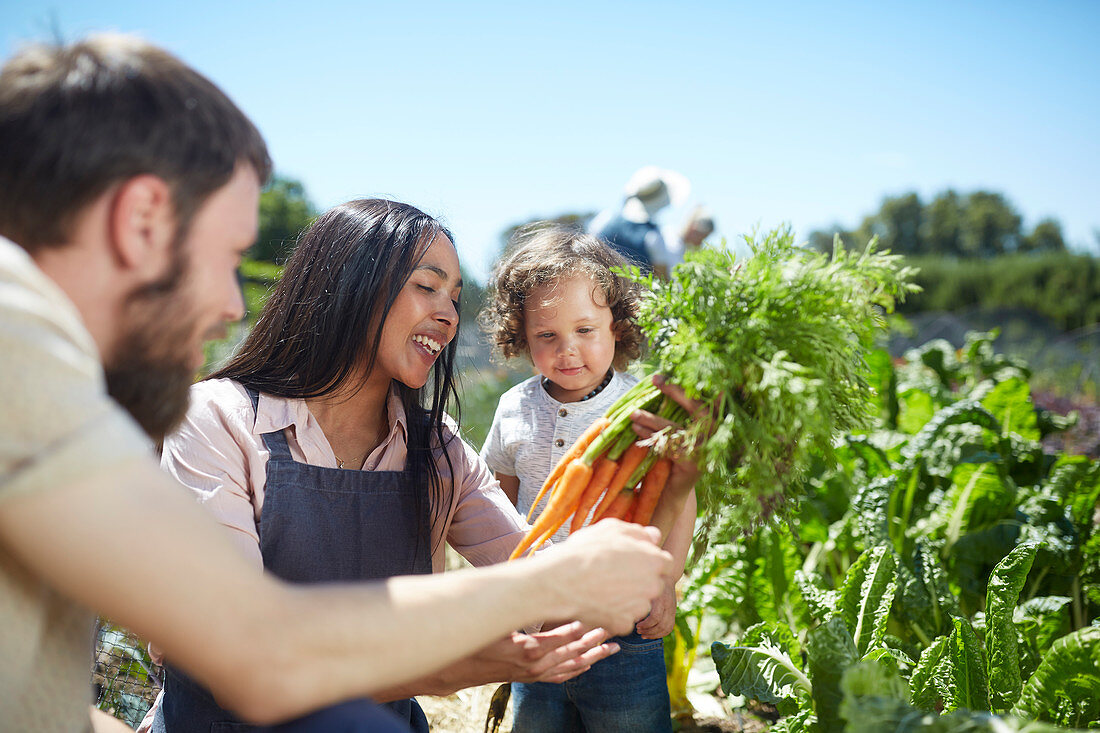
[979,377,1040,442]
[910,636,950,711]
[946,616,990,712]
[795,569,838,623]
[839,659,916,733]
[910,617,989,713]
[986,542,1039,712]
[1012,626,1100,728]
[837,546,897,656]
[899,387,937,435]
[806,615,859,733]
[941,463,1017,545]
[711,634,811,706]
[1014,596,1072,682]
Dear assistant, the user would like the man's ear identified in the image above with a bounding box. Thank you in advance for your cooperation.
[108,175,175,274]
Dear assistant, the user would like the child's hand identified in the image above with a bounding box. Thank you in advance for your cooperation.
[628,374,711,538]
[635,582,677,639]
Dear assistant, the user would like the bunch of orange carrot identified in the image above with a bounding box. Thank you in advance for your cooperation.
[508,378,687,560]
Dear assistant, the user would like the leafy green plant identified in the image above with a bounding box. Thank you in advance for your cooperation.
[689,330,1100,730]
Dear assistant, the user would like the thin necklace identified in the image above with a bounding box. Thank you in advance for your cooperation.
[543,369,614,402]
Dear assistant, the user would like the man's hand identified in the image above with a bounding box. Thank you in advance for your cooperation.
[538,520,672,636]
[635,583,676,640]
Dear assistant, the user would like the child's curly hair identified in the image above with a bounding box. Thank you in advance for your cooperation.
[480,223,644,371]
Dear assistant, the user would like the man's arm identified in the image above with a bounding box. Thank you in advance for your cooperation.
[0,459,669,725]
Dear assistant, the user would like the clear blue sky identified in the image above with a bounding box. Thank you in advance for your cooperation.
[2,1,1097,283]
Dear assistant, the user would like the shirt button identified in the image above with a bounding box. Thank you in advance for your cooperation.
[555,438,565,447]
[558,408,568,417]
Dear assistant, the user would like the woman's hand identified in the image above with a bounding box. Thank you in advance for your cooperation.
[376,621,618,698]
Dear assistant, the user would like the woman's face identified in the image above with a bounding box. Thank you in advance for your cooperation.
[374,232,462,389]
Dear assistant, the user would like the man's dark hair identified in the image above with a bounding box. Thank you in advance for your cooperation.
[0,33,272,250]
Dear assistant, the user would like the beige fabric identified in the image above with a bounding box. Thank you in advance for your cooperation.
[161,378,530,574]
[0,236,152,732]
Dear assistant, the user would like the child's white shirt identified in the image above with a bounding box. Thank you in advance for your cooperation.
[480,370,639,543]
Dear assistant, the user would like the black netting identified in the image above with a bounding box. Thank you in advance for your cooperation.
[93,621,163,728]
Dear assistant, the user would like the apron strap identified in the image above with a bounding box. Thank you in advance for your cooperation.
[245,385,294,461]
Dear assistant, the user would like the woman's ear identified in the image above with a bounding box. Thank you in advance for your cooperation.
[107,174,175,274]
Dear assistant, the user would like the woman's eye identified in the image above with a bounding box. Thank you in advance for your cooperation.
[417,284,435,294]
[578,327,593,334]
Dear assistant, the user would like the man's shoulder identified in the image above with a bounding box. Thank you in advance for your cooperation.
[0,237,96,356]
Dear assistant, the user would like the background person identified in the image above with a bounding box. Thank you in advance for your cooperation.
[589,166,690,278]
[0,34,692,733]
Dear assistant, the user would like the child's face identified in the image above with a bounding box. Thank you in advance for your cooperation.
[524,274,619,403]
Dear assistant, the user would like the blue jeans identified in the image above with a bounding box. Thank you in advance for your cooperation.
[255,698,417,732]
[512,631,672,732]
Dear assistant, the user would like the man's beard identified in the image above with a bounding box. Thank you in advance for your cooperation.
[105,244,203,443]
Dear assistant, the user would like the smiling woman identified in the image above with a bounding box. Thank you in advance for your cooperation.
[139,199,602,733]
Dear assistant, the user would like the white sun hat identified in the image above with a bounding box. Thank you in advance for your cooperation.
[623,166,691,208]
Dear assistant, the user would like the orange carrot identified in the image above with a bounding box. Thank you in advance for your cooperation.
[630,458,672,527]
[590,442,649,521]
[570,456,619,534]
[510,458,594,560]
[525,417,611,522]
[598,488,636,523]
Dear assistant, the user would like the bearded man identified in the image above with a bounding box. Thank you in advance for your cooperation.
[0,33,683,733]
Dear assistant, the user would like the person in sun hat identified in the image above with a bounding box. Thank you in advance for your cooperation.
[590,166,691,277]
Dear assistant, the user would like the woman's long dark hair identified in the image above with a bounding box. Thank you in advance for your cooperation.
[210,198,461,558]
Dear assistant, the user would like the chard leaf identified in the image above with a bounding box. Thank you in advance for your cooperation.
[986,542,1039,712]
[902,400,1000,467]
[711,633,811,706]
[899,387,936,435]
[1012,626,1100,728]
[910,636,950,711]
[806,615,859,732]
[740,621,804,671]
[795,569,837,623]
[1014,596,1072,682]
[946,616,990,712]
[979,377,1040,442]
[838,545,897,657]
[941,463,1017,546]
[839,659,914,733]
[910,617,989,713]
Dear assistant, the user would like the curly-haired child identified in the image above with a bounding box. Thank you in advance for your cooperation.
[480,224,697,732]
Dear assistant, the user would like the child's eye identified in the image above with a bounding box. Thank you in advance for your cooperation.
[537,332,555,340]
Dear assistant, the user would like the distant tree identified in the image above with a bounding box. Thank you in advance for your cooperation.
[254,176,316,263]
[873,192,923,254]
[809,188,1060,259]
[921,190,963,256]
[958,191,1021,257]
[1021,217,1066,254]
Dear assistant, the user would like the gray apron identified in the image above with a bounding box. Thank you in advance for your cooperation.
[156,387,432,732]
